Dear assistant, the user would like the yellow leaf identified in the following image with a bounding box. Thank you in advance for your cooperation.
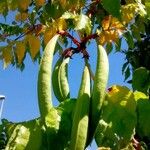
[102,15,125,30]
[8,0,19,10]
[44,27,57,45]
[26,35,40,59]
[121,4,137,24]
[106,85,136,112]
[18,0,30,11]
[16,41,26,64]
[55,18,67,31]
[15,12,28,21]
[2,47,13,69]
[60,0,67,8]
[99,30,119,45]
[99,15,125,45]
[107,85,132,103]
[35,0,45,7]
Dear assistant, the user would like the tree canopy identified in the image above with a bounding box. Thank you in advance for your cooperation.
[0,0,150,149]
[0,0,149,69]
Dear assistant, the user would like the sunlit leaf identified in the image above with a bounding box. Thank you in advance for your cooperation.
[99,16,125,45]
[44,27,57,45]
[102,16,125,31]
[145,1,150,19]
[121,4,137,24]
[95,85,137,149]
[2,46,13,69]
[26,35,40,60]
[62,12,76,19]
[45,99,76,149]
[15,41,26,64]
[75,14,92,35]
[2,119,44,150]
[99,30,119,45]
[54,18,67,31]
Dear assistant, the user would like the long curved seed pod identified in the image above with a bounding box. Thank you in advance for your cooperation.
[70,64,91,150]
[37,34,59,120]
[58,57,70,101]
[52,57,64,102]
[52,57,70,102]
[88,44,109,144]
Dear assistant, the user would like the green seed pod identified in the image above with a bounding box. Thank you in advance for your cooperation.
[58,57,70,101]
[52,57,64,102]
[52,57,70,102]
[37,35,59,120]
[70,64,91,150]
[89,44,109,144]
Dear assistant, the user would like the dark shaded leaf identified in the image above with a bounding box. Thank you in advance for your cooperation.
[132,67,150,95]
[124,66,130,81]
[123,32,134,49]
[102,0,121,18]
[134,92,150,138]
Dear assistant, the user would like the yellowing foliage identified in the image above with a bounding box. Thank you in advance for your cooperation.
[121,4,138,24]
[2,47,13,69]
[55,18,67,31]
[44,18,67,44]
[35,0,45,7]
[26,35,41,59]
[60,0,67,8]
[99,16,125,45]
[107,85,133,104]
[15,13,28,21]
[16,41,26,64]
[44,27,57,45]
[99,30,119,45]
[18,0,30,11]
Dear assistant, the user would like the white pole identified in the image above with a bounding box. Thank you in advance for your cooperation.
[0,95,5,119]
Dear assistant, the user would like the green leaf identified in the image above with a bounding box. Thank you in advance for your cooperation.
[123,31,134,49]
[0,0,8,17]
[145,1,150,19]
[122,61,129,74]
[44,3,63,19]
[132,67,150,95]
[75,14,92,35]
[131,25,141,41]
[134,91,150,138]
[45,99,76,149]
[115,38,122,52]
[124,66,131,81]
[95,85,137,149]
[101,0,121,18]
[106,42,113,54]
[2,118,44,150]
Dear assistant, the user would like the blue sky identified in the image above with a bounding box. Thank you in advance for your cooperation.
[0,12,130,149]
